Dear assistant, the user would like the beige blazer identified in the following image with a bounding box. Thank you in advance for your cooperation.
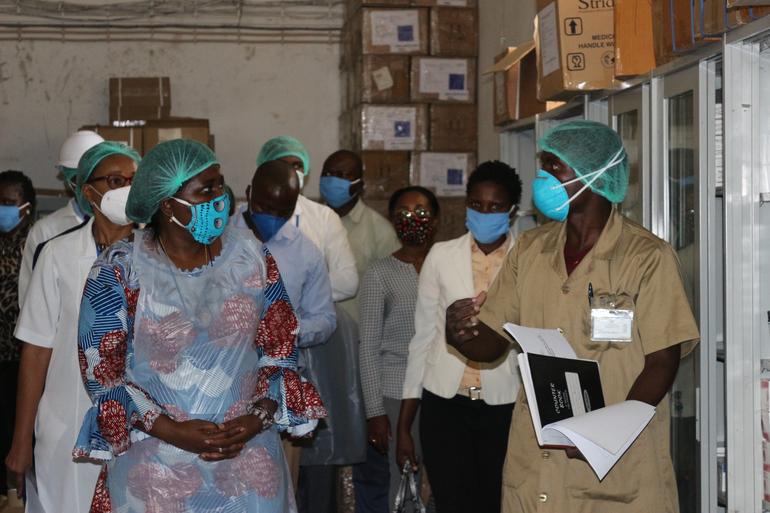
[402,232,521,405]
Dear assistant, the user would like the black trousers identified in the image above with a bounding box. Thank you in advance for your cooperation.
[0,361,19,496]
[419,390,514,513]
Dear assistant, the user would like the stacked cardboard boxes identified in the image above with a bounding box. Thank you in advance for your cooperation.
[340,0,479,239]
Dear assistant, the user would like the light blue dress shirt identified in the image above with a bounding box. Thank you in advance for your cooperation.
[234,207,336,348]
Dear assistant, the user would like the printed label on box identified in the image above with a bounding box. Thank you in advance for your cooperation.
[538,2,560,76]
[437,0,468,5]
[558,0,615,87]
[157,128,183,142]
[363,107,417,150]
[417,153,469,196]
[419,59,469,101]
[370,10,421,52]
[372,66,395,91]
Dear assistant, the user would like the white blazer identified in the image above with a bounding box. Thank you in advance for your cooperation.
[402,232,521,405]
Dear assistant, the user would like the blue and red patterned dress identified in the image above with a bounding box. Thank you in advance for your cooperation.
[73,226,325,513]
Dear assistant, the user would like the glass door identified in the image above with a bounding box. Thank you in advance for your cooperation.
[655,60,719,513]
[610,84,650,228]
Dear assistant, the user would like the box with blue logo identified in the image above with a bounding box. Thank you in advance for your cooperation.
[411,151,475,197]
[356,104,428,150]
[411,57,475,103]
[361,8,429,54]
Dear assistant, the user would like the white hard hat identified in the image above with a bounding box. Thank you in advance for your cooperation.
[57,130,104,169]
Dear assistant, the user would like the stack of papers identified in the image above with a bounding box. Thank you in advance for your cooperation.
[504,323,655,480]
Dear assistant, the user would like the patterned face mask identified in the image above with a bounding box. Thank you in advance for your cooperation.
[394,207,434,245]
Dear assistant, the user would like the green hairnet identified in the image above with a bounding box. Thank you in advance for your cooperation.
[256,136,310,176]
[126,139,219,224]
[76,141,141,215]
[539,120,629,204]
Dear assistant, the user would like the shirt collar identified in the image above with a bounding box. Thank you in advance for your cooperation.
[541,206,624,261]
[346,198,366,224]
[470,234,510,257]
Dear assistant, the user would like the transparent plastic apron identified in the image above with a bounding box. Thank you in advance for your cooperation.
[105,231,296,513]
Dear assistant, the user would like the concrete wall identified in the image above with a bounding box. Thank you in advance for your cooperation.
[477,0,537,163]
[0,40,340,200]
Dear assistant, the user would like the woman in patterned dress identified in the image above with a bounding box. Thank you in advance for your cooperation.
[73,139,325,513]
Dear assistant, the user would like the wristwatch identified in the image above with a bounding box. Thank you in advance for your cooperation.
[250,403,275,431]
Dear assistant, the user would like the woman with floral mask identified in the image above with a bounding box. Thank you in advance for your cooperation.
[396,162,523,513]
[358,186,439,510]
[7,142,140,513]
[73,139,325,513]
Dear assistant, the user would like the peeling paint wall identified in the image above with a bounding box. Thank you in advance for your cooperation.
[0,40,341,199]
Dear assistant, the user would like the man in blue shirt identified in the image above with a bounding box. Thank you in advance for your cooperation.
[239,160,362,513]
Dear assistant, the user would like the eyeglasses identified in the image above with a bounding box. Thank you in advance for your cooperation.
[88,175,133,190]
[395,207,432,219]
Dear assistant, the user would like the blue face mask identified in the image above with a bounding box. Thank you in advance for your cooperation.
[0,203,29,233]
[170,193,230,245]
[320,176,361,208]
[250,212,288,242]
[465,207,512,244]
[532,169,571,222]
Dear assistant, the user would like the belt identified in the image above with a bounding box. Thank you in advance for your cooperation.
[456,386,483,401]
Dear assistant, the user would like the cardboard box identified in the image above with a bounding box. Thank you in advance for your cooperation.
[652,0,676,66]
[413,0,477,5]
[488,42,550,125]
[411,152,475,197]
[534,0,617,101]
[429,104,477,152]
[361,151,411,199]
[361,8,429,54]
[84,125,143,153]
[355,104,429,151]
[352,55,411,104]
[429,7,478,57]
[109,77,171,122]
[142,119,210,155]
[411,57,476,103]
[671,0,697,53]
[614,0,656,78]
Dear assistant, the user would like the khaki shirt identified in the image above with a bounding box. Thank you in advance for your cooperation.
[478,209,699,513]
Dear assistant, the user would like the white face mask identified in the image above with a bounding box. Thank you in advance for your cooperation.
[92,185,133,226]
[296,170,305,190]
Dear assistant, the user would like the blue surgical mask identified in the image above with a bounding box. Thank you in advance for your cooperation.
[320,176,361,208]
[465,207,512,244]
[0,203,29,233]
[250,212,288,242]
[533,149,625,222]
[532,169,571,222]
[170,193,230,245]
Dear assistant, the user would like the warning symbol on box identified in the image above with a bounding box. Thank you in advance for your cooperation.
[565,17,582,36]
[601,51,615,68]
[567,53,586,71]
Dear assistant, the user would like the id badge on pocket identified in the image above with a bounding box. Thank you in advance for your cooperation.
[590,294,634,342]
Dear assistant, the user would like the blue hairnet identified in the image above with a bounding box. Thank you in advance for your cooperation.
[126,139,219,224]
[76,141,141,215]
[539,120,629,204]
[256,136,310,176]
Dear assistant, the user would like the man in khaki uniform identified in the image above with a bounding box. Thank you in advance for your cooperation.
[445,121,699,513]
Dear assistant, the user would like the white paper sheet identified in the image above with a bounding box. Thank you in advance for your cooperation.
[542,400,655,480]
[372,66,394,91]
[362,106,417,150]
[503,323,577,358]
[537,2,559,76]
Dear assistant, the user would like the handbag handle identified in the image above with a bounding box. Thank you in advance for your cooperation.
[392,460,426,513]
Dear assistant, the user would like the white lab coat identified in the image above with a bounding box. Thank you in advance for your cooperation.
[292,195,358,302]
[14,218,101,513]
[18,199,86,307]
